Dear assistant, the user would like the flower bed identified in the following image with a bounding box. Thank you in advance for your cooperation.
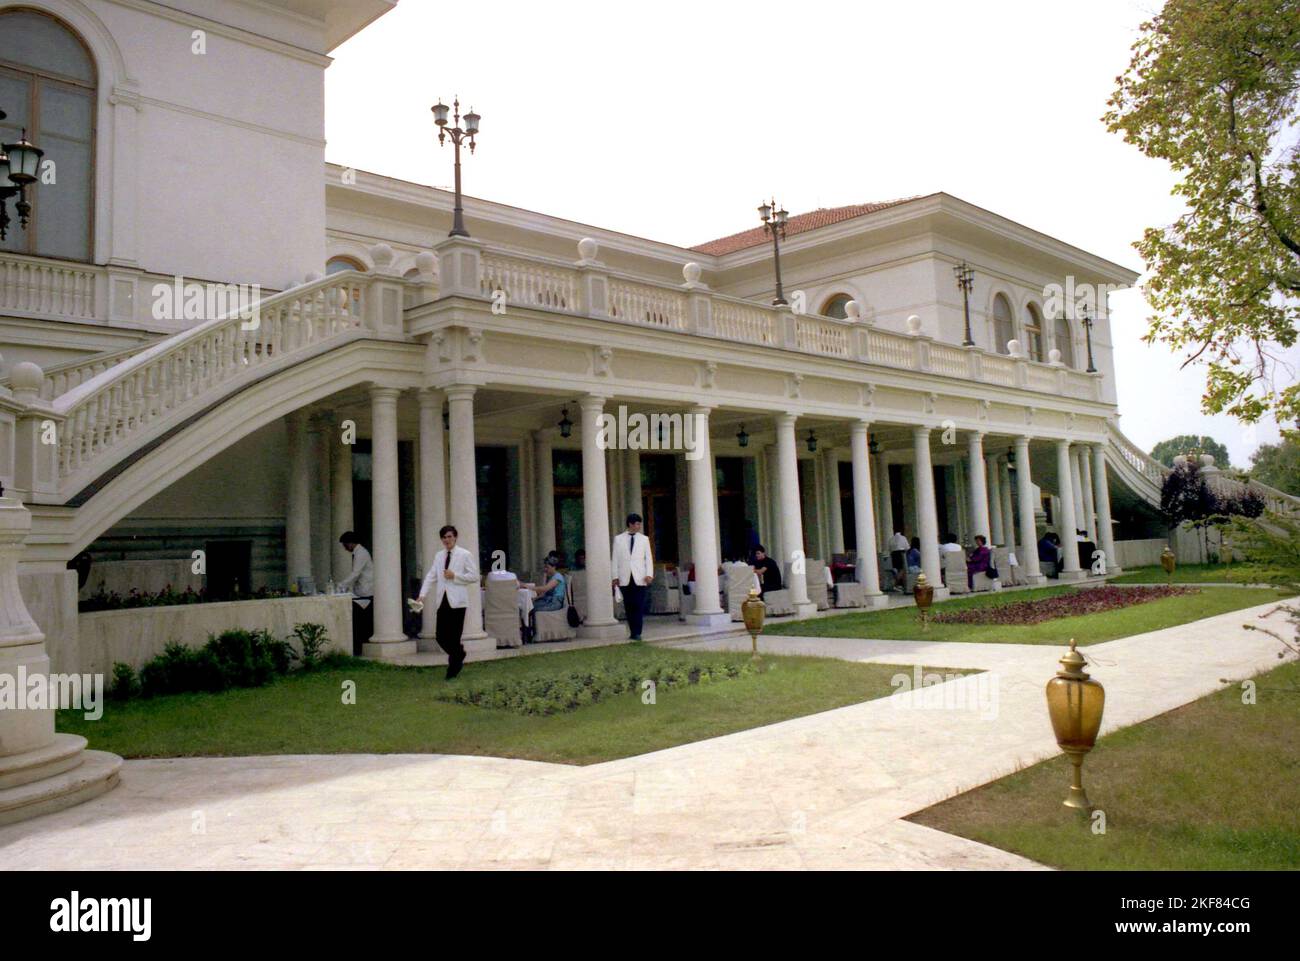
[932,585,1200,626]
[434,654,761,716]
[80,584,289,613]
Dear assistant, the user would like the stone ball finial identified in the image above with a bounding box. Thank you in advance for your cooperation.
[1200,453,1216,468]
[845,300,861,322]
[1173,454,1188,467]
[905,314,923,335]
[369,243,395,269]
[577,238,598,262]
[10,361,43,394]
[304,271,323,285]
[1007,338,1022,357]
[682,262,702,285]
[1048,347,1062,365]
[415,251,437,278]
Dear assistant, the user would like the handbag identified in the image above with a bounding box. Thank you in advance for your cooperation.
[565,577,582,628]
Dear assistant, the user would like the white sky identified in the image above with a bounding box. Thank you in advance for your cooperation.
[323,0,1293,469]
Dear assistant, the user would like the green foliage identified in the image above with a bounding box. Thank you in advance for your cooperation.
[290,622,330,668]
[80,584,287,613]
[1150,434,1232,468]
[1104,0,1300,426]
[1248,434,1300,494]
[109,662,138,701]
[127,626,306,699]
[1160,458,1264,529]
[434,653,759,715]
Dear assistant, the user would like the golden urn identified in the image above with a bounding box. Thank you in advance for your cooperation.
[1044,638,1106,813]
[913,572,934,629]
[740,587,766,661]
[1160,546,1176,584]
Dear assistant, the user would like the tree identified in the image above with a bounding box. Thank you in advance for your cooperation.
[1150,433,1232,468]
[1105,0,1300,427]
[1248,434,1300,493]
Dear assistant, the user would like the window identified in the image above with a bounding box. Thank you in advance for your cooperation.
[1023,303,1044,362]
[326,255,366,274]
[992,294,1014,355]
[1053,315,1075,367]
[821,293,853,319]
[0,9,97,262]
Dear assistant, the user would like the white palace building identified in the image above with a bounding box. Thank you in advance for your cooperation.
[3,0,1298,820]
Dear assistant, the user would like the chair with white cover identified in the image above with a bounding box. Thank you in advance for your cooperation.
[484,576,523,648]
[724,561,760,621]
[568,570,588,622]
[943,551,969,594]
[647,564,680,614]
[762,589,795,616]
[793,558,830,610]
[833,581,866,608]
[991,547,1013,586]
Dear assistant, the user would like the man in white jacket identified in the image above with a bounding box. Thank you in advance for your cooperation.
[417,524,479,679]
[611,513,654,641]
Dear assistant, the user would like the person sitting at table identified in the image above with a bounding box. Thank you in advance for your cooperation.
[939,533,963,554]
[530,556,567,612]
[906,537,922,574]
[967,534,992,589]
[1038,532,1061,578]
[751,545,783,598]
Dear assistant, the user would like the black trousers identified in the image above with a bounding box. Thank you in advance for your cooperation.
[435,596,467,663]
[622,580,647,639]
[351,599,373,656]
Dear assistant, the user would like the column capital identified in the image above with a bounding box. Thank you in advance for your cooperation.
[578,393,608,412]
[968,429,986,441]
[774,412,799,429]
[850,420,870,437]
[369,385,402,403]
[416,386,444,408]
[688,403,714,417]
[444,383,477,403]
[912,424,931,439]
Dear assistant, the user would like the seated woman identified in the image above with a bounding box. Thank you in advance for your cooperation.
[906,537,922,574]
[531,556,567,612]
[967,534,992,589]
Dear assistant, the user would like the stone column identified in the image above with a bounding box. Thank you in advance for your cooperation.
[877,452,895,545]
[1080,449,1097,541]
[1069,447,1087,540]
[912,427,946,593]
[966,431,991,544]
[1056,440,1083,579]
[850,422,886,605]
[986,453,1005,545]
[765,444,784,565]
[365,386,414,654]
[417,388,447,643]
[999,457,1017,555]
[0,496,122,825]
[623,447,642,522]
[331,419,354,584]
[308,413,333,590]
[534,429,556,559]
[1090,443,1120,573]
[1014,436,1044,583]
[284,410,313,590]
[824,447,846,556]
[775,414,815,614]
[578,395,622,637]
[446,384,489,649]
[709,451,722,558]
[686,407,728,625]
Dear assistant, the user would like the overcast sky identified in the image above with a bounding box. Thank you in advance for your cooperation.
[323,0,1293,469]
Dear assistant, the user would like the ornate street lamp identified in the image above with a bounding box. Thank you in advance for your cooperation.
[736,424,749,448]
[432,96,480,239]
[557,407,573,439]
[913,572,934,629]
[953,261,975,347]
[868,437,880,455]
[0,110,44,242]
[805,429,817,453]
[1044,638,1105,812]
[741,587,766,661]
[758,198,789,306]
[1080,305,1097,373]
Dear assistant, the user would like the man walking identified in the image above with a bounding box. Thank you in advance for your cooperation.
[611,513,654,641]
[337,531,373,656]
[417,524,479,679]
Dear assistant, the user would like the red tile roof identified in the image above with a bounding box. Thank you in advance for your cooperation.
[690,198,922,256]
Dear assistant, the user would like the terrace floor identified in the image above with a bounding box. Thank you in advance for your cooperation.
[2,595,1291,870]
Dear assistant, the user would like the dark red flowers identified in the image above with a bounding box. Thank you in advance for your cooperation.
[931,585,1199,625]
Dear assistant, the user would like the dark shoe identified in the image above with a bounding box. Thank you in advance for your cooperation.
[446,653,466,680]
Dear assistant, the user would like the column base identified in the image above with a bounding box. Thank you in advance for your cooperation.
[465,636,496,655]
[685,611,733,629]
[1103,567,1123,576]
[578,621,627,641]
[865,592,891,608]
[792,601,819,617]
[931,587,951,601]
[362,639,418,658]
[1057,569,1086,583]
[1022,573,1047,585]
[0,736,122,827]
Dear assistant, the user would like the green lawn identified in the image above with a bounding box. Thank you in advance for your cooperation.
[763,585,1292,645]
[1111,562,1300,585]
[59,646,934,766]
[908,658,1300,869]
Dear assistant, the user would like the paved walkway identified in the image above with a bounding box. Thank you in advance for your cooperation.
[1,597,1291,870]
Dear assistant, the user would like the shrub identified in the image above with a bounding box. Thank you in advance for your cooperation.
[109,662,138,701]
[139,642,225,697]
[290,622,330,668]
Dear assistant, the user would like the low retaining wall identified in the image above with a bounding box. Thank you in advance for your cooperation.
[77,594,353,677]
[1114,526,1235,569]
[78,558,201,602]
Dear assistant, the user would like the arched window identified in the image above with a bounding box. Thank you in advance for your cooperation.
[326,255,366,274]
[821,293,853,319]
[991,294,1014,355]
[1023,303,1044,362]
[1053,314,1075,367]
[0,9,97,262]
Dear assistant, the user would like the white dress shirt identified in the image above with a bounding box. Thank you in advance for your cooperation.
[338,544,374,607]
[889,532,909,552]
[611,530,654,586]
[420,545,480,609]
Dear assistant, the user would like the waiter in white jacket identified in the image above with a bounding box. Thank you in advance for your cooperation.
[611,513,654,641]
[337,531,373,656]
[417,524,479,679]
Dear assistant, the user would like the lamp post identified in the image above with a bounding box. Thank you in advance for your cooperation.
[741,587,766,661]
[758,199,789,306]
[432,97,480,239]
[1160,545,1176,585]
[1080,305,1097,373]
[1044,638,1105,812]
[913,572,934,630]
[0,109,44,242]
[953,261,975,347]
